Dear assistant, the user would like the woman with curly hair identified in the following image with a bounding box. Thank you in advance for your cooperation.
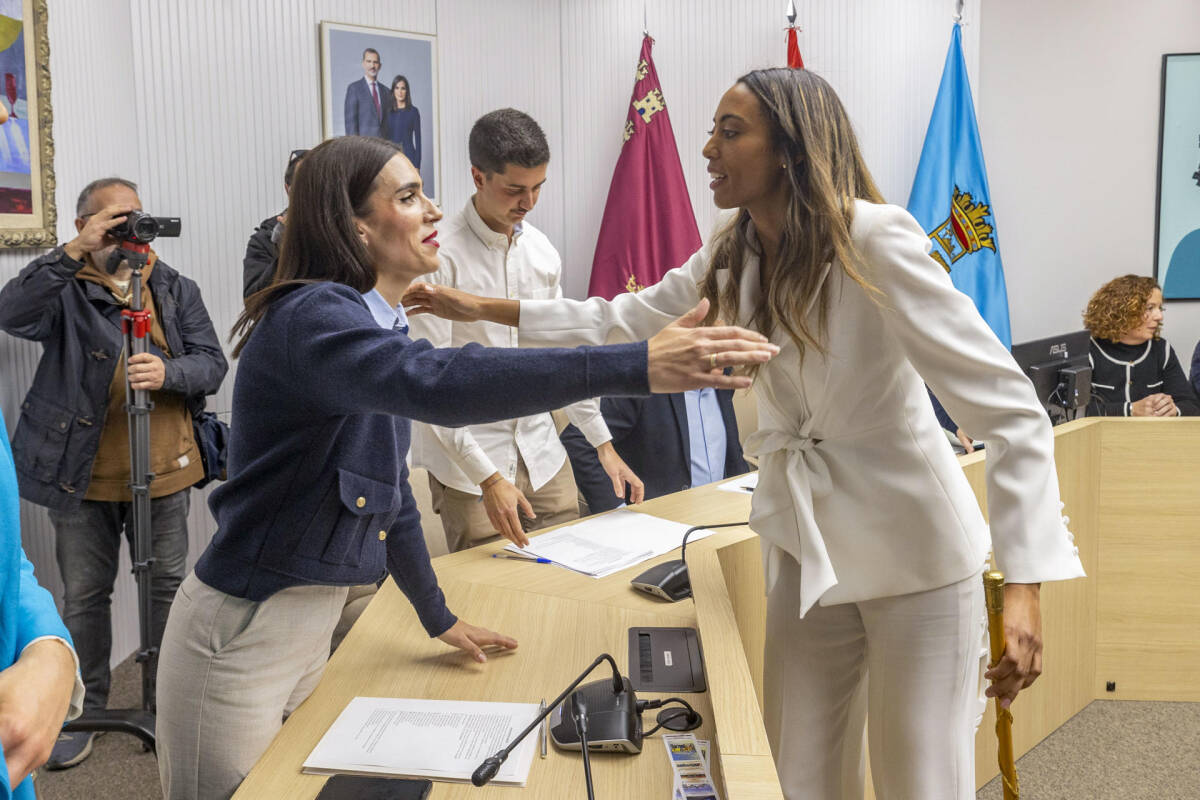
[1083,274,1199,416]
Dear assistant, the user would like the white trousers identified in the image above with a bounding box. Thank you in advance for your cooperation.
[156,572,348,800]
[763,553,988,800]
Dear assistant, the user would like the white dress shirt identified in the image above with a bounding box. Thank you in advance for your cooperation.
[517,200,1085,615]
[408,198,611,495]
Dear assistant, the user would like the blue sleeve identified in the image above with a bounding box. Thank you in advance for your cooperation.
[287,287,650,426]
[0,410,72,653]
[385,478,455,637]
[344,83,358,135]
[928,388,957,432]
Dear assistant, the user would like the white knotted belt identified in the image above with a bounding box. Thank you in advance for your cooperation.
[742,420,838,617]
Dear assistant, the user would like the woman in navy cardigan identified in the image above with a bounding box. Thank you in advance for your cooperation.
[154,135,774,800]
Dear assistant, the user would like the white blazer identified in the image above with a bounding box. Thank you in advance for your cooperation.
[520,201,1085,615]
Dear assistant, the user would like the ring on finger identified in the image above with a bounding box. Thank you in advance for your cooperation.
[709,353,718,369]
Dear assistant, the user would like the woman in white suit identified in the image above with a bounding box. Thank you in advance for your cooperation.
[406,68,1085,799]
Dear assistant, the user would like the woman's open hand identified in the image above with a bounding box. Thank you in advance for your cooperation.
[437,619,518,664]
[647,300,777,393]
[404,282,488,323]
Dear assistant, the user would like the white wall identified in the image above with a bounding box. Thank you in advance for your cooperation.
[2,0,976,666]
[980,0,1200,360]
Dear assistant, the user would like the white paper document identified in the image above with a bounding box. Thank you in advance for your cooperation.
[504,509,714,578]
[715,472,758,494]
[303,696,541,785]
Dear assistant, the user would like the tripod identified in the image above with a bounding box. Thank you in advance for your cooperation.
[62,240,157,749]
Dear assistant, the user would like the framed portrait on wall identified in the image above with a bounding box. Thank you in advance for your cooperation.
[319,21,439,203]
[1154,52,1200,301]
[0,0,54,248]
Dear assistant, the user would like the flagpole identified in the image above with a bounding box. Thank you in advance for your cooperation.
[954,0,964,24]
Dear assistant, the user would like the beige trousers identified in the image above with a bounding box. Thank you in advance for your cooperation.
[763,551,988,800]
[429,457,580,552]
[156,572,348,800]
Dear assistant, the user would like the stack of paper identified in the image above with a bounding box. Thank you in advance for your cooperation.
[303,697,541,786]
[504,509,714,578]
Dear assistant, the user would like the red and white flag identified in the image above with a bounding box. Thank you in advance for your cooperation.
[587,35,700,300]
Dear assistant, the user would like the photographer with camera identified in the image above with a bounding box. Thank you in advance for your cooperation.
[0,177,226,769]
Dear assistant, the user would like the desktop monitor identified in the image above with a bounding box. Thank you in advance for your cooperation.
[1010,330,1093,424]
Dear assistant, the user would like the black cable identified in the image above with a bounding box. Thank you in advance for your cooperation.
[679,521,749,564]
[637,697,702,735]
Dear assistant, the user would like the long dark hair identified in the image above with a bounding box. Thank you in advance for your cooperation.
[391,75,412,109]
[699,68,884,362]
[232,135,400,356]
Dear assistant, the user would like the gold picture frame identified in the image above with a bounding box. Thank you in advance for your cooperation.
[0,0,54,248]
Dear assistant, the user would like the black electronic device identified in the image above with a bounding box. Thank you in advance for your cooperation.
[109,210,182,244]
[470,653,639,788]
[549,676,642,753]
[628,627,706,693]
[630,521,749,602]
[314,775,432,800]
[1011,330,1093,424]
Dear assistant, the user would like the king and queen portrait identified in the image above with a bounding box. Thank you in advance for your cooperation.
[320,21,439,201]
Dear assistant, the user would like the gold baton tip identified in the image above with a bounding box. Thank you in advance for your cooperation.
[984,570,1006,612]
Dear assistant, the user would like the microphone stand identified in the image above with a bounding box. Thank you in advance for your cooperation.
[471,653,623,787]
[62,240,157,749]
[571,693,596,800]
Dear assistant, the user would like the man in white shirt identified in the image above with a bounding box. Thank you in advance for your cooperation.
[408,108,642,552]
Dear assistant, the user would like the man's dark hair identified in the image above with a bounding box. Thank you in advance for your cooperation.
[362,48,380,61]
[76,178,138,217]
[233,136,401,356]
[468,109,549,174]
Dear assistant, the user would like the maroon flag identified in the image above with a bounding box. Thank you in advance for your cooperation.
[587,35,701,300]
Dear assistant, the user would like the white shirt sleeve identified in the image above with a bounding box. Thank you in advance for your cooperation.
[518,249,709,346]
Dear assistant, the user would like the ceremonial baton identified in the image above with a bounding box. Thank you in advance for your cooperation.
[984,570,1020,799]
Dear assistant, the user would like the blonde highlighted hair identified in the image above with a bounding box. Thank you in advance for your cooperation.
[699,68,884,361]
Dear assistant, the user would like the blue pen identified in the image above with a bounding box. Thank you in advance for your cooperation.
[492,553,552,564]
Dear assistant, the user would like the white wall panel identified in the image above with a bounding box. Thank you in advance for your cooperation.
[435,0,564,242]
[557,0,980,298]
[981,0,1200,352]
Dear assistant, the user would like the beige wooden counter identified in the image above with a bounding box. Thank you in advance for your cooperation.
[234,480,780,799]
[236,417,1200,798]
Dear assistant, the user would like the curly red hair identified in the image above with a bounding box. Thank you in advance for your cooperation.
[1082,275,1162,341]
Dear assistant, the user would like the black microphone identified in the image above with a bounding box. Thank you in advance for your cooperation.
[471,653,625,787]
[571,693,596,800]
[630,521,749,602]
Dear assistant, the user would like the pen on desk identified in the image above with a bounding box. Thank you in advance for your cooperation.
[741,486,754,492]
[539,698,547,758]
[492,553,552,564]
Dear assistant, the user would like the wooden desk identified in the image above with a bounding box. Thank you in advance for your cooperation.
[237,417,1200,798]
[235,484,780,799]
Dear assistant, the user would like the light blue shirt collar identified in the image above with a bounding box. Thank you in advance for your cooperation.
[361,288,410,332]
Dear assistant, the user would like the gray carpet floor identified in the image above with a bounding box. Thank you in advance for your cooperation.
[36,656,1200,799]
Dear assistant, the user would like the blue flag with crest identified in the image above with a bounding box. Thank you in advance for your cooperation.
[907,24,1011,349]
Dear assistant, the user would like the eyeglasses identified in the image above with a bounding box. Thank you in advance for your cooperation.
[288,149,309,165]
